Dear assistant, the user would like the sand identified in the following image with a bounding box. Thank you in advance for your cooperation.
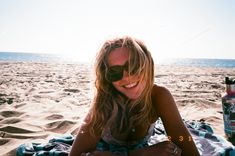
[0,62,235,155]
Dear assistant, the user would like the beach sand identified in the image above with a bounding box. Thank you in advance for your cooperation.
[0,62,235,155]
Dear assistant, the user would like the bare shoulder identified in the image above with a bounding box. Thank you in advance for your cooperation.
[151,84,172,98]
[151,84,176,115]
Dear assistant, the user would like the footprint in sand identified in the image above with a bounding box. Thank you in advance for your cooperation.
[0,117,22,124]
[0,125,40,134]
[44,120,77,133]
[0,138,10,146]
[45,114,64,120]
[0,110,24,118]
[0,111,24,118]
[64,89,80,93]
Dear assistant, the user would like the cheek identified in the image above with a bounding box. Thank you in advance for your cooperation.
[112,82,121,90]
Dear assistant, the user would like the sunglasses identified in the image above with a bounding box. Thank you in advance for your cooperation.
[106,61,137,82]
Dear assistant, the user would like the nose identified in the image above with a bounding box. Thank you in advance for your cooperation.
[121,71,131,81]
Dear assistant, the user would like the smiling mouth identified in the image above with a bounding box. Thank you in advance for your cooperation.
[123,82,138,89]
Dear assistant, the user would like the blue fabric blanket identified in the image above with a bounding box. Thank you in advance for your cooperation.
[16,120,235,156]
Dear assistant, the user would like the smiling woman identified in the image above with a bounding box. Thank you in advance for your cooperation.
[69,36,200,156]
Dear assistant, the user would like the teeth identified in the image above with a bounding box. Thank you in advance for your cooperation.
[124,82,138,88]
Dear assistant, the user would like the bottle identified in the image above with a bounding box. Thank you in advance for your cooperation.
[222,77,235,138]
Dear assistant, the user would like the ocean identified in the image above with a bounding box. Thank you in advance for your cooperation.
[0,52,235,68]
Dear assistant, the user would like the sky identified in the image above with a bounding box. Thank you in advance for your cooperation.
[0,0,235,62]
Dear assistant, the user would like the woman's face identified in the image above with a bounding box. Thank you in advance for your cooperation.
[107,47,145,100]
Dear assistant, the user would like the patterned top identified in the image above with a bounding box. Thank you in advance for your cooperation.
[101,123,156,146]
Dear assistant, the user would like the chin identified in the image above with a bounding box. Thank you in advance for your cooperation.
[125,91,142,100]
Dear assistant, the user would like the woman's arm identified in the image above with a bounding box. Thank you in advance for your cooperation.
[69,113,100,156]
[129,141,182,156]
[151,85,200,156]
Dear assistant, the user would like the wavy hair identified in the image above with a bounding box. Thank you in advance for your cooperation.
[88,36,155,137]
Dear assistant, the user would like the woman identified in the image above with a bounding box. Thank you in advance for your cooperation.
[69,36,200,156]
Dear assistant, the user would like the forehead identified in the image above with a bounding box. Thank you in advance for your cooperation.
[108,47,130,66]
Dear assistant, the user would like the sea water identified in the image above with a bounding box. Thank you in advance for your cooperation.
[1,52,235,68]
[156,58,235,68]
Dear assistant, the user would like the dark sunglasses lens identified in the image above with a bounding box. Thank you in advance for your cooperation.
[107,67,123,82]
[108,73,123,82]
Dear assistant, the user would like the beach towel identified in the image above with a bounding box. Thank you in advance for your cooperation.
[153,119,235,156]
[16,119,235,156]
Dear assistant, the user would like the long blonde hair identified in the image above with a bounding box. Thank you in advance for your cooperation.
[88,36,155,136]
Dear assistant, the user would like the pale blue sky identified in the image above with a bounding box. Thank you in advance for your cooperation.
[0,0,235,62]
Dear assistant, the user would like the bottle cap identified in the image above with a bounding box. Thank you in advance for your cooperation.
[226,77,235,85]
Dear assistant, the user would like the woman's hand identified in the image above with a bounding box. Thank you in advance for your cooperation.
[130,141,182,156]
[151,141,182,156]
[81,151,123,156]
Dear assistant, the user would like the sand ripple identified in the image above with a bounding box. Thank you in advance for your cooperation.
[0,111,24,118]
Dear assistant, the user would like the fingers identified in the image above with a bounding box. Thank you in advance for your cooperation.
[169,142,182,156]
[157,141,182,155]
[81,152,94,156]
[81,151,111,156]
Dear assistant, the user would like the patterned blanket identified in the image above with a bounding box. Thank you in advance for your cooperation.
[16,120,235,156]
